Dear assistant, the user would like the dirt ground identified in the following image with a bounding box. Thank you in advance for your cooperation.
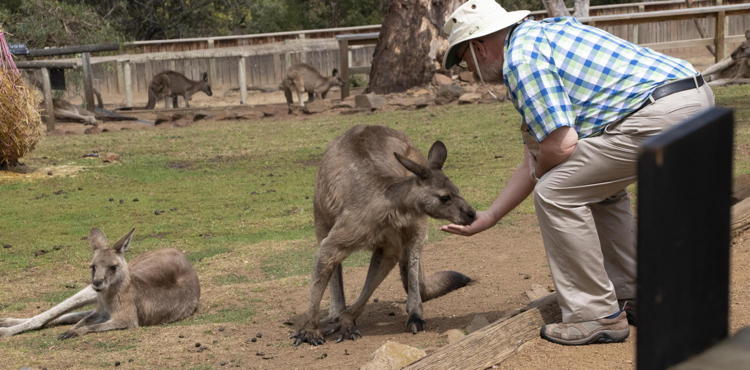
[14,214,743,370]
[11,54,750,368]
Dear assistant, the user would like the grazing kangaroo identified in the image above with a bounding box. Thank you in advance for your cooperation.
[279,63,344,113]
[0,228,200,339]
[145,71,213,109]
[292,125,476,346]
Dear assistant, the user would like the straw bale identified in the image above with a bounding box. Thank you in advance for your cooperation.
[0,69,42,168]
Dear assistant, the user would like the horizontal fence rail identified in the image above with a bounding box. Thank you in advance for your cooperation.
[19,2,750,107]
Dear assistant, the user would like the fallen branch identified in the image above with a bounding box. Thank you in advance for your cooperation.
[708,78,750,86]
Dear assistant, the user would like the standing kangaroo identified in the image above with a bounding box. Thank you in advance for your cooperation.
[0,228,200,339]
[145,71,213,109]
[292,125,476,346]
[279,63,344,113]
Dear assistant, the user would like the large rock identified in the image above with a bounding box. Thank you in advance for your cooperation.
[458,70,476,83]
[302,100,328,114]
[525,283,550,302]
[355,93,386,110]
[435,84,464,105]
[360,341,427,370]
[458,92,482,104]
[432,73,453,86]
[442,329,466,344]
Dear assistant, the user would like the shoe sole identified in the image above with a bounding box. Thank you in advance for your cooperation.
[540,327,630,346]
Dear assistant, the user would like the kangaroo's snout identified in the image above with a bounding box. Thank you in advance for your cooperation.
[462,207,477,225]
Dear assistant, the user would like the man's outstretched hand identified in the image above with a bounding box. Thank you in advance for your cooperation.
[441,210,497,236]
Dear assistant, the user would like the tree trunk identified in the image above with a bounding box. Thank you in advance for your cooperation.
[368,0,461,94]
[573,0,589,17]
[543,0,571,17]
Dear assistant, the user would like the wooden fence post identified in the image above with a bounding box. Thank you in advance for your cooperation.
[637,107,734,369]
[124,61,133,107]
[238,56,247,105]
[338,38,350,99]
[81,52,95,111]
[40,67,55,131]
[715,10,726,62]
[208,38,217,85]
[116,60,125,97]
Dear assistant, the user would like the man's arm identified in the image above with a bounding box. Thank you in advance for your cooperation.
[534,126,578,178]
[441,146,536,236]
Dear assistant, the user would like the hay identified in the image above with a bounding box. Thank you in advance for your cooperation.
[0,32,43,168]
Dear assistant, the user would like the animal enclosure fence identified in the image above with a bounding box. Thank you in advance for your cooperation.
[30,1,750,106]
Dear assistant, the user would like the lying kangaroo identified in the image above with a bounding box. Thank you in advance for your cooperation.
[0,228,200,339]
[279,63,344,113]
[145,71,213,109]
[292,125,476,346]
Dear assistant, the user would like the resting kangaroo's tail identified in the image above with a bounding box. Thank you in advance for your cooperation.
[401,261,472,302]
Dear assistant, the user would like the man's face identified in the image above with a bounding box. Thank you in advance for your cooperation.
[457,36,505,84]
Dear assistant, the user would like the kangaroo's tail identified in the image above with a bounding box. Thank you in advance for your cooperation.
[400,262,471,302]
[144,88,156,109]
[421,270,472,302]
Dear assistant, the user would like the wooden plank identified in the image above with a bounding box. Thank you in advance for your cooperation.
[732,197,750,237]
[673,326,750,370]
[637,107,734,370]
[405,294,561,370]
[40,68,55,131]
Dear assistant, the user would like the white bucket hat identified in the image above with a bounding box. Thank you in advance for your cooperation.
[442,0,530,69]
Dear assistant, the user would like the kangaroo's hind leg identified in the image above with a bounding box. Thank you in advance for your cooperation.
[292,230,352,346]
[0,285,97,337]
[330,247,398,342]
[325,263,346,323]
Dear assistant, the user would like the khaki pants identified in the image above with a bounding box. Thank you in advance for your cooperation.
[531,84,714,322]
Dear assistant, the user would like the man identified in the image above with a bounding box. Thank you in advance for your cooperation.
[440,0,714,345]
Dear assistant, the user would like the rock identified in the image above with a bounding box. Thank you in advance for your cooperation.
[432,73,453,86]
[525,283,549,301]
[355,94,386,110]
[442,329,466,344]
[465,314,490,333]
[102,152,120,163]
[458,71,476,83]
[435,84,464,105]
[154,113,172,125]
[409,88,432,96]
[359,341,427,370]
[303,100,328,114]
[458,92,482,104]
[84,125,102,135]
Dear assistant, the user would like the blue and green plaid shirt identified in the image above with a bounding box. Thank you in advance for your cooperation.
[503,17,697,142]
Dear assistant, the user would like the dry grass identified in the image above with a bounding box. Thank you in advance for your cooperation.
[0,69,42,167]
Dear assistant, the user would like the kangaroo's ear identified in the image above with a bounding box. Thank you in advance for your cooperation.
[394,152,430,180]
[427,141,447,170]
[89,228,108,251]
[331,68,338,77]
[112,228,135,254]
[201,72,208,81]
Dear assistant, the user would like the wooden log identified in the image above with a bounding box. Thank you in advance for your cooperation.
[338,39,350,99]
[732,197,750,237]
[404,294,561,370]
[81,52,96,111]
[124,62,133,107]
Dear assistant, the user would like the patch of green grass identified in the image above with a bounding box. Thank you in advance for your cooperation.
[213,273,252,285]
[0,86,748,296]
[182,305,256,325]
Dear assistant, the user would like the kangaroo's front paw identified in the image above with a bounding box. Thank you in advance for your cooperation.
[291,322,325,346]
[406,314,426,334]
[58,330,79,340]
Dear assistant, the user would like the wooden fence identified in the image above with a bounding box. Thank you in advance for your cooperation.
[46,2,750,106]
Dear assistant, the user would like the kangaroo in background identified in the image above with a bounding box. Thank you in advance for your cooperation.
[145,71,213,109]
[0,228,200,339]
[280,63,344,113]
[292,125,476,346]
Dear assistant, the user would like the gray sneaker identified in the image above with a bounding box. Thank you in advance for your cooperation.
[540,311,630,345]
